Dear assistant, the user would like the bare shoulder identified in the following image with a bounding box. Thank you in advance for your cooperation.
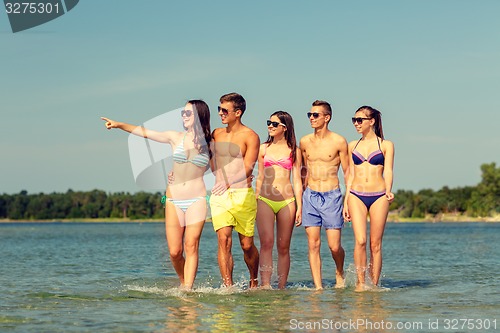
[172,131,184,140]
[259,143,267,154]
[381,139,394,150]
[240,126,259,144]
[330,131,347,142]
[299,133,313,148]
[329,131,348,148]
[161,131,184,145]
[347,140,358,150]
[212,127,225,139]
[240,126,259,138]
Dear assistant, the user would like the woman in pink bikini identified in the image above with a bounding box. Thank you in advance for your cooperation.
[101,100,211,290]
[255,111,302,289]
[343,106,395,291]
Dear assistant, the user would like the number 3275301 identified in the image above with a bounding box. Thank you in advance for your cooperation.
[5,2,61,14]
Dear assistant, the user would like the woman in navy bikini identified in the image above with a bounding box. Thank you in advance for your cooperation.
[255,111,302,289]
[343,106,394,291]
[101,100,211,290]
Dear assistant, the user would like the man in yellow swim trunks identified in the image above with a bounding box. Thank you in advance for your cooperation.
[210,92,260,288]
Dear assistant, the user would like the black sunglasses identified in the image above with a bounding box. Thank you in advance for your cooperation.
[267,120,286,128]
[181,110,193,117]
[218,106,238,115]
[307,112,322,119]
[351,117,371,124]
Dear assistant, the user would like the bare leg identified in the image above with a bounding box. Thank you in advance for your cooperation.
[275,201,295,289]
[256,200,275,288]
[216,226,234,286]
[305,226,322,289]
[368,196,389,286]
[348,194,368,291]
[182,199,207,289]
[164,202,186,287]
[325,228,345,288]
[239,233,259,288]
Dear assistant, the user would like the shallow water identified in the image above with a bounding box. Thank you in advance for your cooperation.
[1,222,499,332]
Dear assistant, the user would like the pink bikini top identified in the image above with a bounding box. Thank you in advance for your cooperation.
[263,145,293,170]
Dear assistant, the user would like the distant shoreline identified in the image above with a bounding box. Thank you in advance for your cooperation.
[388,212,500,223]
[1,213,499,224]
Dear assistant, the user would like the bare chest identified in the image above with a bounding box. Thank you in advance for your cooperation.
[214,134,245,158]
[304,143,338,162]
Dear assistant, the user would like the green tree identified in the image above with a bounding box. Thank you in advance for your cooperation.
[468,163,500,216]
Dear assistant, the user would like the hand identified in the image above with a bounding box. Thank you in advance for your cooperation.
[211,181,228,196]
[343,204,351,222]
[167,171,175,185]
[386,191,395,203]
[101,117,118,130]
[295,209,302,227]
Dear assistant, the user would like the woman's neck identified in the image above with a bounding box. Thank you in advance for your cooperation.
[271,135,287,145]
[362,130,377,140]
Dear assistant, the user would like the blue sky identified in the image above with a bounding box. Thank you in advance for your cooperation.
[1,0,499,194]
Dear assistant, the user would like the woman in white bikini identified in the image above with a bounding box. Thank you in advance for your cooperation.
[101,100,211,290]
[255,111,302,289]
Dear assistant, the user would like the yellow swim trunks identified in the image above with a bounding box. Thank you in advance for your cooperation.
[209,187,257,237]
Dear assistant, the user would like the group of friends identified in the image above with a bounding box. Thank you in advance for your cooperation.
[101,92,395,292]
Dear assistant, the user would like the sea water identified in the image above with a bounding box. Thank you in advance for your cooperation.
[0,222,498,332]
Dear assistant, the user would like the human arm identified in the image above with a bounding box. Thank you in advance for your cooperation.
[100,117,176,144]
[292,147,303,226]
[299,138,308,191]
[383,140,395,202]
[343,141,355,221]
[254,144,266,198]
[337,136,350,189]
[210,129,229,196]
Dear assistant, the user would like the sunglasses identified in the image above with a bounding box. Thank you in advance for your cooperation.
[267,120,286,128]
[218,106,238,116]
[181,110,193,117]
[307,112,323,119]
[351,117,372,124]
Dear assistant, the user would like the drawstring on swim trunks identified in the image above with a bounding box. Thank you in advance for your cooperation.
[310,191,326,206]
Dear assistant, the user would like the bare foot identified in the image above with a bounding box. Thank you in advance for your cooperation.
[355,283,369,292]
[334,271,345,289]
[179,284,192,292]
[249,278,259,289]
[259,284,273,290]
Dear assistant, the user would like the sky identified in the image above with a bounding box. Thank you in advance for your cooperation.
[1,0,499,195]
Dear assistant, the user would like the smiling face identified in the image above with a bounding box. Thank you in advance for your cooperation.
[267,115,287,138]
[352,110,374,134]
[218,101,239,125]
[308,105,330,129]
[181,103,195,129]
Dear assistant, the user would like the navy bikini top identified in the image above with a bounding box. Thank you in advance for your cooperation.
[352,137,385,166]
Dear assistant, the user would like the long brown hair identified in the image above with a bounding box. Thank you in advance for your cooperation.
[356,105,384,140]
[264,111,298,163]
[187,100,212,159]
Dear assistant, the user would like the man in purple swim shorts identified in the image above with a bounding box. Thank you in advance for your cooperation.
[299,100,349,290]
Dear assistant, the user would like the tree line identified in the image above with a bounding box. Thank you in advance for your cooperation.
[1,163,498,220]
